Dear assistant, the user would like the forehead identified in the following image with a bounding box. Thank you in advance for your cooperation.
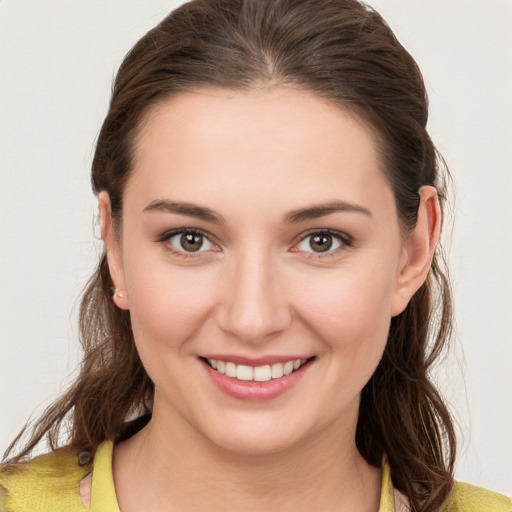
[126,87,394,221]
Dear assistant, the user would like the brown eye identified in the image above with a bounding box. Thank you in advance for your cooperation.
[310,234,333,252]
[295,231,345,254]
[167,230,214,253]
[180,233,203,252]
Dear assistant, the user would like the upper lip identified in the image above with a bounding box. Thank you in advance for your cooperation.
[200,354,313,366]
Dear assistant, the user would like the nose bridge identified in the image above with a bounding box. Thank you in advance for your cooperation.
[218,242,291,343]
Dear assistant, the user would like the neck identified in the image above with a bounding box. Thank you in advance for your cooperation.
[112,403,381,512]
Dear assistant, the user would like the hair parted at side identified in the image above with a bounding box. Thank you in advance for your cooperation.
[4,1,456,510]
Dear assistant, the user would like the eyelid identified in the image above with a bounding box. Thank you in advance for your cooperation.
[157,227,353,259]
[291,229,353,256]
[158,227,220,257]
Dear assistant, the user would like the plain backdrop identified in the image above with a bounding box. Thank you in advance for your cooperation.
[1,0,511,496]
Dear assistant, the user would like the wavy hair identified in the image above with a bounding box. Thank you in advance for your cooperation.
[4,1,455,510]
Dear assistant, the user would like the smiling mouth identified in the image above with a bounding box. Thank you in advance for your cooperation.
[202,357,312,382]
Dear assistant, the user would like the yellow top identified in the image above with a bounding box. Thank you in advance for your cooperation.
[1,441,510,511]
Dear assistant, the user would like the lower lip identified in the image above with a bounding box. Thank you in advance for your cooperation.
[202,359,312,401]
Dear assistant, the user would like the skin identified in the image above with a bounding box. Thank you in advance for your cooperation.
[99,86,441,511]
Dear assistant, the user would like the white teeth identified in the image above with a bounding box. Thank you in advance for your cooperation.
[283,361,294,375]
[253,365,272,382]
[236,364,253,381]
[271,363,284,379]
[225,361,237,378]
[206,358,308,381]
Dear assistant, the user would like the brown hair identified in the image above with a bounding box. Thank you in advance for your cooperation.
[4,1,456,510]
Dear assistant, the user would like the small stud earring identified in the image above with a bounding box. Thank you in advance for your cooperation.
[112,288,125,299]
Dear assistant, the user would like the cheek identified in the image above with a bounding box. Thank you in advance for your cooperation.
[297,272,393,409]
[293,265,395,360]
[124,253,217,355]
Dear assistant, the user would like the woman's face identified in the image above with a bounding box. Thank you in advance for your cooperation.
[104,87,429,455]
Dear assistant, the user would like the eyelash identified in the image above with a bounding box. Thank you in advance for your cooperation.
[157,228,217,259]
[157,228,353,260]
[292,229,353,259]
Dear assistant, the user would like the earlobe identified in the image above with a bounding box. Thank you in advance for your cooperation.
[98,192,129,310]
[391,186,441,317]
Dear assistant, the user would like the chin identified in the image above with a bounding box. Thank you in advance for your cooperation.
[212,433,301,457]
[201,418,312,457]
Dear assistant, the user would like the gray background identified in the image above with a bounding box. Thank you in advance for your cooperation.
[1,0,511,495]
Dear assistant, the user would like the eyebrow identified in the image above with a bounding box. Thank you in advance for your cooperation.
[143,200,225,224]
[284,200,372,223]
[143,199,372,224]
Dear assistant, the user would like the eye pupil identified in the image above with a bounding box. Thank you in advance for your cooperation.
[310,234,332,252]
[180,233,203,252]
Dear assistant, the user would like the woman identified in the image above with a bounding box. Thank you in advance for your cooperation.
[1,0,510,511]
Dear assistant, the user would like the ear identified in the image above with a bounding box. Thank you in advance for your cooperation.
[98,191,129,310]
[391,185,441,317]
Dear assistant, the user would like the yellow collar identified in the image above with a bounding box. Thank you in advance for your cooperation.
[89,442,119,511]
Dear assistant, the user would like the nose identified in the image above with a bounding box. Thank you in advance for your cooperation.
[216,247,292,345]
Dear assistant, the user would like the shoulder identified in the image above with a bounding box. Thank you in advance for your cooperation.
[445,481,512,512]
[0,448,89,512]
